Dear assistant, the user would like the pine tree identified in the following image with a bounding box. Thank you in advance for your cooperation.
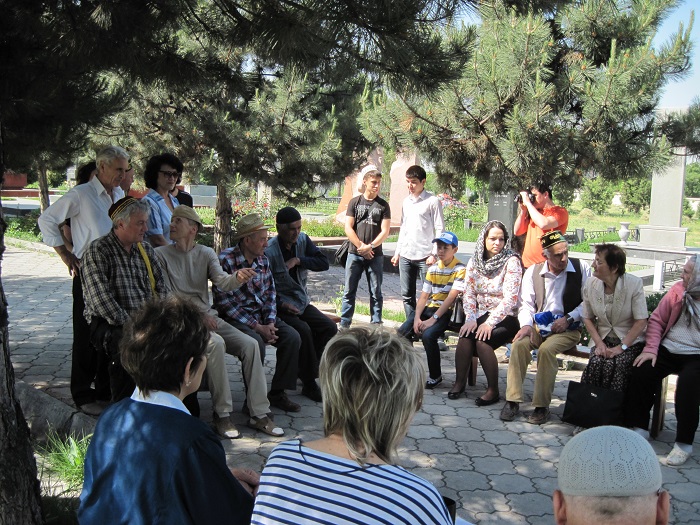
[362,0,695,192]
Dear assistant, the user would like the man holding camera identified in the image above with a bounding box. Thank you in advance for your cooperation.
[513,182,568,268]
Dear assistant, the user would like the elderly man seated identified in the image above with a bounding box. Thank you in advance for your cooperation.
[554,426,669,525]
[265,206,338,401]
[156,206,283,437]
[213,213,302,413]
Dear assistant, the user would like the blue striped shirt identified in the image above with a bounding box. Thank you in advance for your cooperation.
[251,440,452,525]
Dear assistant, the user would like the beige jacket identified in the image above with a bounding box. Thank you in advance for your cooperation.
[582,273,648,345]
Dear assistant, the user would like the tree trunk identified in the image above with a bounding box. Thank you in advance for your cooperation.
[0,141,43,524]
[37,163,51,212]
[214,181,231,254]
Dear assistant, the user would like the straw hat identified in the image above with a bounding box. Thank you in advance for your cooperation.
[232,213,270,241]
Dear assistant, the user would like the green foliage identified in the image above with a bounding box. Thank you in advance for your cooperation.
[645,292,667,315]
[580,177,618,215]
[577,208,596,221]
[620,175,652,213]
[39,432,91,495]
[683,198,694,219]
[362,0,694,192]
[6,211,42,242]
[301,220,346,238]
[686,162,700,198]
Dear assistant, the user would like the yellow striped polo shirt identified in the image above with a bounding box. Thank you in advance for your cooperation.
[423,257,466,309]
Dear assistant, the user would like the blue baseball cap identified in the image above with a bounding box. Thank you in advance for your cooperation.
[433,232,459,247]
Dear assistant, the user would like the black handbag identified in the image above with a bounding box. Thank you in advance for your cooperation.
[334,240,350,267]
[562,360,625,428]
[447,295,465,332]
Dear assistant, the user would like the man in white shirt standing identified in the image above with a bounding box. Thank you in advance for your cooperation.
[391,165,444,318]
[391,165,445,340]
[501,231,591,425]
[38,145,128,415]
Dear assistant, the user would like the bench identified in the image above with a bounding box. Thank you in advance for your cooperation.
[651,376,670,439]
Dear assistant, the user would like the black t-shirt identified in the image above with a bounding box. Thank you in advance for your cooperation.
[346,195,391,256]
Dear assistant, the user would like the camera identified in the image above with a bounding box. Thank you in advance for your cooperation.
[515,192,535,204]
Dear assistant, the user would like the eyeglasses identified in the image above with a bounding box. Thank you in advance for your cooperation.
[159,170,179,179]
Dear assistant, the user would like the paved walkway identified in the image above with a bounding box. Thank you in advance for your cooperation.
[3,242,699,524]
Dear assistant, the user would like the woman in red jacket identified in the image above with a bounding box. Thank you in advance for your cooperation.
[625,255,700,467]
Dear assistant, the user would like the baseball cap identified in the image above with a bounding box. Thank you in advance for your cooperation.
[433,232,459,247]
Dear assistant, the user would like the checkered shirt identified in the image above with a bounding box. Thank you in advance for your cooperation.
[213,244,276,328]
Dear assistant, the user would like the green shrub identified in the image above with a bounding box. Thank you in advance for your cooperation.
[645,291,667,315]
[6,210,42,242]
[578,208,595,221]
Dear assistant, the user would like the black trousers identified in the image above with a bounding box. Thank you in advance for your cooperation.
[625,346,700,445]
[280,303,338,382]
[71,275,109,406]
[89,319,134,403]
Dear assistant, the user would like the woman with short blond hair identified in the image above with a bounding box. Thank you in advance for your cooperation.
[252,327,453,525]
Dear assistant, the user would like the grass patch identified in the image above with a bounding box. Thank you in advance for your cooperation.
[5,210,43,242]
[332,285,406,323]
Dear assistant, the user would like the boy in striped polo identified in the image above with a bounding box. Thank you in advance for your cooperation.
[398,231,466,388]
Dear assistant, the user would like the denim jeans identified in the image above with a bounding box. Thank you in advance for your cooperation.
[398,306,451,380]
[340,253,383,326]
[399,256,428,318]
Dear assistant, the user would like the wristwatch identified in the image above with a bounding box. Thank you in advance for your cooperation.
[621,343,628,351]
[565,315,574,325]
[369,243,375,249]
[433,313,440,320]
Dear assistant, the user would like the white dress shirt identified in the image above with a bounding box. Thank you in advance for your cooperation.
[394,190,445,260]
[37,176,116,259]
[518,258,591,327]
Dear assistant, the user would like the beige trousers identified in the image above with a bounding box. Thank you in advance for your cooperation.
[206,316,271,418]
[505,329,581,408]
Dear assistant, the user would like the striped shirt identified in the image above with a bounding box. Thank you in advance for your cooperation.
[251,440,452,525]
[423,257,466,309]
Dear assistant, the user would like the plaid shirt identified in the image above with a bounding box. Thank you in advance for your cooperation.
[81,230,168,326]
[213,244,276,328]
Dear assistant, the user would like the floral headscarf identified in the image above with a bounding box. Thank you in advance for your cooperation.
[682,255,700,329]
[472,220,519,277]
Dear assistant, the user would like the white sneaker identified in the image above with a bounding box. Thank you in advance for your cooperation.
[665,444,691,467]
[437,338,448,351]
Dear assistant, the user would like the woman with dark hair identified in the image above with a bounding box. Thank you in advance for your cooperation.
[141,152,182,246]
[252,327,455,525]
[626,255,700,466]
[78,295,258,525]
[448,220,522,405]
[579,244,647,396]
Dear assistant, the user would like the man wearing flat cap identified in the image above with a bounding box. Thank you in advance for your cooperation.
[554,426,670,524]
[156,206,284,438]
[81,196,168,403]
[501,231,590,425]
[213,213,302,413]
[265,207,338,402]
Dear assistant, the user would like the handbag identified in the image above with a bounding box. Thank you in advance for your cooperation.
[447,294,465,332]
[334,240,350,267]
[562,359,624,428]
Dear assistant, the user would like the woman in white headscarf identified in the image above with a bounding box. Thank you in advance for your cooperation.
[625,255,700,467]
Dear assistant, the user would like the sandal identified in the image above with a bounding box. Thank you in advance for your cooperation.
[248,416,284,437]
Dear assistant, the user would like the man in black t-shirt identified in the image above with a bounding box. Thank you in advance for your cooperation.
[339,165,391,328]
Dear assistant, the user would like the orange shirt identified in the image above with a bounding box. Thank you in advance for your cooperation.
[519,205,568,268]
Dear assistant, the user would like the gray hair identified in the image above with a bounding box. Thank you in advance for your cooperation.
[319,327,424,465]
[96,145,129,171]
[563,494,660,523]
[112,199,150,229]
[542,240,569,258]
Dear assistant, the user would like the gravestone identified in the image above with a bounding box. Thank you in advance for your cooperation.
[638,147,688,249]
[488,191,519,236]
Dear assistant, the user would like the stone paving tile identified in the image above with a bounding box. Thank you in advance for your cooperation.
[4,245,700,524]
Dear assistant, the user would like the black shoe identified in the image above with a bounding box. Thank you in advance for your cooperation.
[301,382,323,402]
[268,391,301,412]
[475,394,501,407]
[425,376,442,389]
[499,401,519,421]
[447,386,465,400]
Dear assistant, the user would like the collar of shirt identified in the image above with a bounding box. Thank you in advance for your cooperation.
[408,189,430,203]
[131,388,190,414]
[437,257,461,270]
[540,259,575,278]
